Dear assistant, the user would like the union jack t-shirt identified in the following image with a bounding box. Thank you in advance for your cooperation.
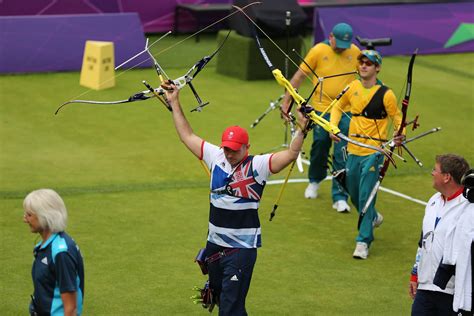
[201,141,273,248]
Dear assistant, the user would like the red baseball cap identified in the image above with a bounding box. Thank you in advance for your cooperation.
[221,126,249,150]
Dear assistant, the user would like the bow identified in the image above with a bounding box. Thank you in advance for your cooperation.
[245,9,395,162]
[357,49,418,228]
[55,31,231,115]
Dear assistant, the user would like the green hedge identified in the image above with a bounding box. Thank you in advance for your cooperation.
[216,30,303,80]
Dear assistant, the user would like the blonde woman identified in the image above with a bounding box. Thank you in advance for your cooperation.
[23,189,84,316]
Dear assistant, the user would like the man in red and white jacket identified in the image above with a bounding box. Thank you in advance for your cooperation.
[434,168,474,315]
[409,154,470,315]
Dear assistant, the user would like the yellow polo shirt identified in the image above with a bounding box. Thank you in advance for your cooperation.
[330,80,402,156]
[300,42,360,112]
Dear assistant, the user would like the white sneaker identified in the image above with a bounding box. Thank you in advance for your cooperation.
[373,212,384,228]
[332,200,351,213]
[304,182,319,199]
[353,242,369,259]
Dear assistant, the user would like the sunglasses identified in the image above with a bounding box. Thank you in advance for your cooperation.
[358,59,374,67]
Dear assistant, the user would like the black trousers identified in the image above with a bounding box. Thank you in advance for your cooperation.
[206,241,257,316]
[412,289,457,316]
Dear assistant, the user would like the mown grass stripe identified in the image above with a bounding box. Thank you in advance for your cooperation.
[0,180,209,199]
[392,55,474,79]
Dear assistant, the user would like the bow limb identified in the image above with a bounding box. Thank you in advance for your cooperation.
[381,50,418,176]
[184,30,231,80]
[54,79,187,114]
[272,69,338,132]
[272,69,306,104]
[57,98,144,106]
[358,50,418,227]
[54,92,153,114]
[175,30,231,112]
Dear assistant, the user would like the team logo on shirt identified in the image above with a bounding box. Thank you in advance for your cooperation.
[228,159,262,200]
[41,257,48,265]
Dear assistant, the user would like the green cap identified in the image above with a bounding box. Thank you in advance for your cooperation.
[332,23,353,49]
[358,50,383,65]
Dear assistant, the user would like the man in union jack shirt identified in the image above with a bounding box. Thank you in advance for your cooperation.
[164,82,307,315]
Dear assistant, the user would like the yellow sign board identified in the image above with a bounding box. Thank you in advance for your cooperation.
[80,41,115,90]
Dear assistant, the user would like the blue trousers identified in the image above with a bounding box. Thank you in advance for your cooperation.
[411,290,457,316]
[308,111,350,202]
[206,242,257,316]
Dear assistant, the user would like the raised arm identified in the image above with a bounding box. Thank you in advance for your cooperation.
[270,112,308,173]
[163,82,203,158]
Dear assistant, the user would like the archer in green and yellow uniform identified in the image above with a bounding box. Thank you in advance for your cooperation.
[282,23,360,213]
[330,50,403,259]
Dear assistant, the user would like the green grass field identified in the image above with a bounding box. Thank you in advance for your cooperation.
[1,33,473,315]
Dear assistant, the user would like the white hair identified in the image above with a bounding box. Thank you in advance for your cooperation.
[23,189,68,233]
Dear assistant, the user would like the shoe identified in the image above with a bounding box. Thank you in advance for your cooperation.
[373,212,384,228]
[353,242,369,259]
[333,200,351,213]
[304,182,319,199]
